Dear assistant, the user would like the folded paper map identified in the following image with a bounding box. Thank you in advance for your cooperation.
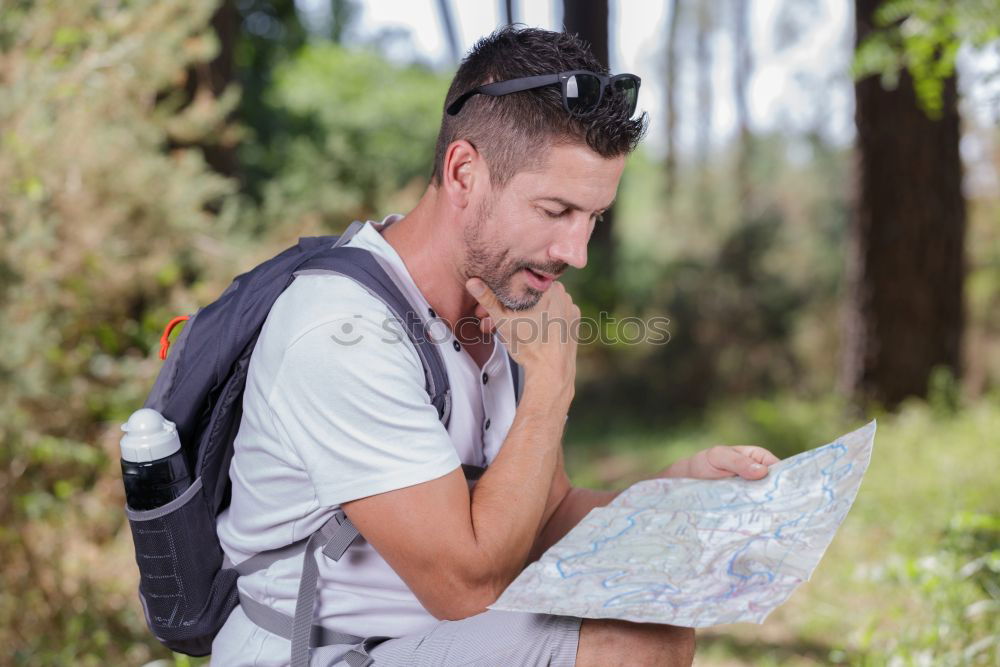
[490,421,877,626]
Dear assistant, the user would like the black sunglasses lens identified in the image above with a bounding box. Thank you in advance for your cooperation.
[565,74,602,113]
[613,77,639,116]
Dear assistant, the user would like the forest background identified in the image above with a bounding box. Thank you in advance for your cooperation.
[1,0,998,664]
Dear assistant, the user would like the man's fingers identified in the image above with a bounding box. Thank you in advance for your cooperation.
[732,445,781,466]
[707,446,769,480]
[466,278,504,320]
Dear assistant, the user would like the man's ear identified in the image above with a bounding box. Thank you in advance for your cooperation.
[441,139,483,210]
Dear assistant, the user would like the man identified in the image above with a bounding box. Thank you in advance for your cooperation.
[212,26,779,666]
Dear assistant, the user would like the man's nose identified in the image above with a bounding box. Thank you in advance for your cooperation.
[548,217,591,270]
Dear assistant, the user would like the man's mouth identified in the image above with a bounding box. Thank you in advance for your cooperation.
[523,268,556,290]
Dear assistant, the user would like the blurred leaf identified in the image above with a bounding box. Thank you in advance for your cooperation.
[854,0,1000,117]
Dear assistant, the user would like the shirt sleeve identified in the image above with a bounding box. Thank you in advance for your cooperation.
[266,302,460,508]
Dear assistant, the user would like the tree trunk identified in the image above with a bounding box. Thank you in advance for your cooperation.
[437,0,461,64]
[330,0,358,43]
[733,0,752,209]
[664,0,681,203]
[843,0,966,408]
[694,0,713,226]
[562,0,617,310]
[503,0,514,26]
[171,0,238,178]
[562,0,609,66]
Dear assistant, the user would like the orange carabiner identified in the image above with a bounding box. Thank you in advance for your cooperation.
[159,315,190,360]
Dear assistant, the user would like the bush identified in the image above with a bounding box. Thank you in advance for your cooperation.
[241,42,449,238]
[0,1,237,662]
[872,511,1000,665]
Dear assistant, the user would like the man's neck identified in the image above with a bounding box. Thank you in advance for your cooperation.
[381,189,480,334]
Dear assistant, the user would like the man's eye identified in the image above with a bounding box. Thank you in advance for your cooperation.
[594,212,605,224]
[543,209,568,218]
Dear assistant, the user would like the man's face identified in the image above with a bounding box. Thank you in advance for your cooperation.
[461,142,625,310]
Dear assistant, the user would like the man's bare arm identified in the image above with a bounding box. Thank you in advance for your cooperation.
[342,280,580,620]
[528,463,618,562]
[342,378,569,619]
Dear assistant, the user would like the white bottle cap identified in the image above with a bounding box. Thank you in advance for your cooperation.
[120,408,182,463]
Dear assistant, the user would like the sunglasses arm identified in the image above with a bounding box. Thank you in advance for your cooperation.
[446,74,561,115]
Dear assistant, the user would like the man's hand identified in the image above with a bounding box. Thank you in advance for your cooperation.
[660,445,780,480]
[466,278,579,410]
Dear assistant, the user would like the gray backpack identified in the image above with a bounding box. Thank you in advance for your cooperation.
[126,222,523,666]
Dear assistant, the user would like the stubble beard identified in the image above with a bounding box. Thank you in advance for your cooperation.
[462,198,544,312]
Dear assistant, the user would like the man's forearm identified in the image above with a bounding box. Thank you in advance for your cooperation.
[467,378,570,595]
[528,485,619,561]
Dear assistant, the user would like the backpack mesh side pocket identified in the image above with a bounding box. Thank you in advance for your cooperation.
[125,477,239,656]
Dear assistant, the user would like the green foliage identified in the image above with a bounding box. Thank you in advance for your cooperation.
[232,0,313,198]
[573,133,849,422]
[853,0,1000,117]
[241,43,449,236]
[927,365,962,417]
[0,1,451,660]
[865,511,999,664]
[0,0,239,662]
[706,394,852,461]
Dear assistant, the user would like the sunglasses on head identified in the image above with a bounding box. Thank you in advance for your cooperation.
[446,70,641,118]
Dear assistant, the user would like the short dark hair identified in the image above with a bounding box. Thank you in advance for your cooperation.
[431,26,647,188]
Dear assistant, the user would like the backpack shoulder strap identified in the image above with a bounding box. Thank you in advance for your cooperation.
[237,245,455,666]
[237,241,527,667]
[508,352,524,404]
[297,245,452,427]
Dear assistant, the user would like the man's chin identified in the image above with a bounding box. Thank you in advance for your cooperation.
[495,284,542,311]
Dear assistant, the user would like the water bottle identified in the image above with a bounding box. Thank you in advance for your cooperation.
[120,408,191,511]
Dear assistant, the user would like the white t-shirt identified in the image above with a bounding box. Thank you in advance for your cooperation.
[211,216,517,664]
